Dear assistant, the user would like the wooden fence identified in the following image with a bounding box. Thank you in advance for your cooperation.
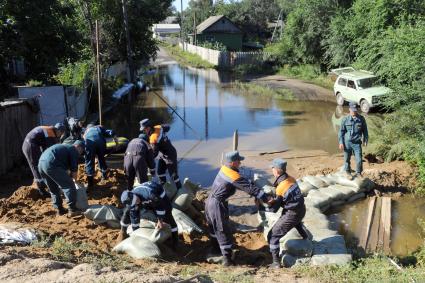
[179,42,270,68]
[0,99,39,175]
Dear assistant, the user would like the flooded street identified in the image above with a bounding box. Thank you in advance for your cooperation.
[107,64,341,186]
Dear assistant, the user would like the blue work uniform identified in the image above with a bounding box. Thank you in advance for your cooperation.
[124,134,156,190]
[38,144,80,210]
[266,174,307,253]
[83,126,114,177]
[149,125,181,189]
[338,114,368,174]
[120,182,178,235]
[22,126,60,185]
[205,165,268,256]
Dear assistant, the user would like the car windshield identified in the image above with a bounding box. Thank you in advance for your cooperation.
[357,77,381,89]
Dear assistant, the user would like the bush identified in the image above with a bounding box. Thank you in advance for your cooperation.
[198,41,227,52]
[54,59,94,89]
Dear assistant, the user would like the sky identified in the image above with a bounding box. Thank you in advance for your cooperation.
[172,0,189,12]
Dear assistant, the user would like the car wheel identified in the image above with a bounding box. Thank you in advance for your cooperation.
[360,100,370,113]
[336,92,345,106]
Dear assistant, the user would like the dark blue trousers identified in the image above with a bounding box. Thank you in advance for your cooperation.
[85,139,107,176]
[344,141,363,174]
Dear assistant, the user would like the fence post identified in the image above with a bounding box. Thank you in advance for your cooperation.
[233,130,238,151]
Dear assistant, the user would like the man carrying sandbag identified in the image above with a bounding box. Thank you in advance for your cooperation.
[139,118,181,190]
[267,158,309,268]
[22,123,65,197]
[83,124,116,189]
[124,133,156,190]
[205,151,271,266]
[338,102,368,180]
[38,140,85,217]
[117,181,179,248]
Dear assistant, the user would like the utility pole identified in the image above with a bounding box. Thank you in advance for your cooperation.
[121,0,134,83]
[180,0,183,42]
[95,20,102,125]
[193,11,197,45]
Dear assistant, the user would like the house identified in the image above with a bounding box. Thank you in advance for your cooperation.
[191,15,243,51]
[152,23,180,39]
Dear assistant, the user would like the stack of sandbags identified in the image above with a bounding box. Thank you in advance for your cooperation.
[84,205,123,228]
[129,220,172,244]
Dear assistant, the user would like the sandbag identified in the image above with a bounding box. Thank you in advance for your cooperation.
[281,253,311,268]
[131,220,171,244]
[172,178,200,211]
[311,254,352,266]
[303,176,327,189]
[305,190,332,208]
[258,209,282,241]
[74,182,88,211]
[328,185,357,199]
[163,182,178,200]
[347,192,366,203]
[298,181,317,196]
[84,205,122,229]
[282,239,313,257]
[112,236,161,259]
[140,210,158,222]
[172,208,203,234]
[330,200,346,208]
[333,175,375,192]
[254,174,274,193]
[318,186,345,201]
[316,175,336,186]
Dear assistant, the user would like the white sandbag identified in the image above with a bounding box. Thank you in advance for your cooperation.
[328,185,357,199]
[316,175,336,186]
[313,235,348,254]
[298,181,317,196]
[303,176,327,189]
[305,190,332,208]
[333,175,375,192]
[303,218,329,230]
[172,178,200,211]
[311,254,352,266]
[258,209,282,241]
[318,186,345,201]
[282,239,313,257]
[112,236,161,259]
[253,174,273,188]
[347,192,366,203]
[281,253,311,268]
[84,205,122,229]
[131,220,171,244]
[163,182,178,200]
[74,182,88,211]
[0,223,37,245]
[172,208,203,234]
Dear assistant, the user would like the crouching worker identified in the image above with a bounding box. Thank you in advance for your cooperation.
[117,181,179,248]
[124,133,156,190]
[38,140,85,217]
[205,151,271,266]
[267,158,309,268]
[22,123,65,197]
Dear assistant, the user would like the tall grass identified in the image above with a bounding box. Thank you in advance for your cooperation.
[277,64,334,89]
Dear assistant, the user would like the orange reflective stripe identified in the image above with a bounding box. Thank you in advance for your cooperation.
[276,176,296,196]
[41,126,56,138]
[149,126,162,144]
[220,165,240,181]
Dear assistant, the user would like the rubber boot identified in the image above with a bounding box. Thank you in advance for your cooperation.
[210,238,221,254]
[171,232,179,250]
[87,176,94,190]
[115,228,128,245]
[68,206,83,217]
[222,249,235,266]
[36,182,50,198]
[269,250,281,268]
[57,206,68,216]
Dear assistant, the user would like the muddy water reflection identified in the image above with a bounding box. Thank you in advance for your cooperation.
[107,64,343,185]
[328,195,425,256]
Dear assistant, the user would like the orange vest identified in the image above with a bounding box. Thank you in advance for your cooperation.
[275,176,296,197]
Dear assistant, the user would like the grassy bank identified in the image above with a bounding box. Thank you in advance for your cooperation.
[277,64,334,90]
[234,81,295,100]
[160,42,214,69]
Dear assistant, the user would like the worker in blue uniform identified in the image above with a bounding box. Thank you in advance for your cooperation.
[38,140,85,217]
[338,102,368,180]
[140,118,181,189]
[22,123,65,197]
[116,181,179,247]
[205,151,271,266]
[266,158,309,268]
[124,133,156,190]
[83,124,116,189]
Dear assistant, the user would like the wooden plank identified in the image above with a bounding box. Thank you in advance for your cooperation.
[381,197,392,254]
[359,196,377,249]
[367,197,382,252]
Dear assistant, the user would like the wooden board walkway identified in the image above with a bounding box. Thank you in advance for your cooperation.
[359,196,392,254]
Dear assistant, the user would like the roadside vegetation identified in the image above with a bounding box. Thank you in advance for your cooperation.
[234,82,295,101]
[160,42,215,69]
[275,65,334,90]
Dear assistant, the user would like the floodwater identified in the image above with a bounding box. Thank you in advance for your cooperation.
[328,195,425,256]
[106,64,341,186]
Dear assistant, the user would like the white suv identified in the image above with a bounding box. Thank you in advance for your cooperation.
[332,67,391,113]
